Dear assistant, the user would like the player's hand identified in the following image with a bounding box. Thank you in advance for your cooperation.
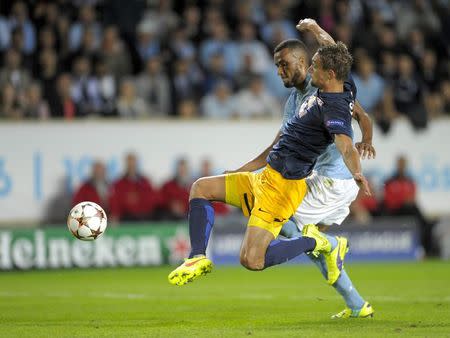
[355,142,376,160]
[353,173,371,196]
[296,18,318,32]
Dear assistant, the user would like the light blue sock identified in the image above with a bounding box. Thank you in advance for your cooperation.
[308,253,365,310]
[333,269,365,310]
[324,233,338,250]
[280,220,365,310]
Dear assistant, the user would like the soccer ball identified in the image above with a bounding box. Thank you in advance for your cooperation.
[67,201,107,241]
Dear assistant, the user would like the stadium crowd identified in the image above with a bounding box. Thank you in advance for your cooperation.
[72,153,230,223]
[0,0,449,132]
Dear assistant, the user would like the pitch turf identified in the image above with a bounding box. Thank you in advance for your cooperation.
[0,261,449,337]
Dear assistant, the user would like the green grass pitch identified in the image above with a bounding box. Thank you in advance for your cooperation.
[0,261,449,337]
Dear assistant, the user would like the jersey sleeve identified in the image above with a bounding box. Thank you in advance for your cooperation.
[344,74,357,100]
[322,99,353,138]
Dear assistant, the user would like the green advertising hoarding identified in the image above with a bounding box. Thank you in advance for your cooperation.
[0,223,190,270]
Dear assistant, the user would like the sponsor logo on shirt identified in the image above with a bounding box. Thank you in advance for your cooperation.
[326,120,345,127]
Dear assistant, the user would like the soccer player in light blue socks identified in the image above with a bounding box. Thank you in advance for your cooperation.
[280,219,373,318]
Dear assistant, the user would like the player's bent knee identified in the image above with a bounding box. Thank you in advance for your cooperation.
[240,251,265,271]
[190,178,210,199]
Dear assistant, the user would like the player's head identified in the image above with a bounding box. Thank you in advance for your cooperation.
[273,39,309,88]
[309,42,353,89]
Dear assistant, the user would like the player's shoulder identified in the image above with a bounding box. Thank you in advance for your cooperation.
[318,91,353,105]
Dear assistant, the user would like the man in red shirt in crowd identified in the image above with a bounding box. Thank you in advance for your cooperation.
[109,152,160,223]
[159,157,192,220]
[383,155,435,255]
[72,160,110,211]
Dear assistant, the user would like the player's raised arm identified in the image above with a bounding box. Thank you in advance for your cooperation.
[353,100,376,160]
[296,18,335,46]
[334,134,371,196]
[225,131,281,173]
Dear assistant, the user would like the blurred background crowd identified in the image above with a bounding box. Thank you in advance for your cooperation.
[0,0,449,132]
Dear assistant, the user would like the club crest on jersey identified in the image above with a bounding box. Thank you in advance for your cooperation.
[297,95,321,117]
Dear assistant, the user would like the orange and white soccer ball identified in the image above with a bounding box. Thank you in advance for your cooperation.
[67,201,107,241]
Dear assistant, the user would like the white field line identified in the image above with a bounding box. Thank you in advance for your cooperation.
[1,291,450,303]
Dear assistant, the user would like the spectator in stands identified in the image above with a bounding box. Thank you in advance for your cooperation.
[23,82,50,119]
[109,152,160,222]
[50,73,79,119]
[200,21,239,77]
[420,49,440,93]
[71,56,100,116]
[8,1,36,54]
[116,79,149,118]
[0,48,31,96]
[68,4,101,52]
[92,59,117,117]
[181,4,202,43]
[139,0,179,40]
[168,25,197,64]
[352,52,385,114]
[135,56,171,116]
[203,52,234,95]
[234,74,281,119]
[172,58,203,109]
[0,15,10,51]
[10,27,33,69]
[236,21,272,76]
[37,48,59,109]
[99,25,132,81]
[177,99,199,119]
[67,27,99,66]
[136,20,161,63]
[260,1,298,48]
[392,54,427,130]
[383,155,435,255]
[0,83,24,119]
[72,160,110,210]
[159,157,192,220]
[200,80,236,119]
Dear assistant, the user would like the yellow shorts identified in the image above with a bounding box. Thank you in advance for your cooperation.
[225,165,307,237]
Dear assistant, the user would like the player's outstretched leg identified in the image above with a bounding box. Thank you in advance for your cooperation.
[168,198,215,286]
[280,220,374,318]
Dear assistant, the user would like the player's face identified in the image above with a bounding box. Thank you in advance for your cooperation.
[309,53,328,89]
[274,48,307,88]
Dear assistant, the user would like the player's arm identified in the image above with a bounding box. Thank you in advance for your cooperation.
[225,131,281,173]
[296,18,335,46]
[353,100,376,159]
[334,134,371,196]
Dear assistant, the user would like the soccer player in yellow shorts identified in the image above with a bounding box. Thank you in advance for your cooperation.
[168,41,371,286]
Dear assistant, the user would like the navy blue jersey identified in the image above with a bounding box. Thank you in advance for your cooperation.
[268,89,354,179]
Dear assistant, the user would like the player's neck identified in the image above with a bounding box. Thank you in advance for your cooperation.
[320,81,343,93]
[295,80,307,92]
[295,74,310,92]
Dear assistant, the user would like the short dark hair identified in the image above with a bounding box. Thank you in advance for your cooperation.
[274,39,309,56]
[316,42,353,81]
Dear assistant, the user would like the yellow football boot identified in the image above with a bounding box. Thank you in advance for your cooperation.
[302,224,332,255]
[325,236,349,285]
[168,255,213,286]
[331,302,374,319]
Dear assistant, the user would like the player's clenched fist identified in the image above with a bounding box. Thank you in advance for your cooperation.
[296,18,318,32]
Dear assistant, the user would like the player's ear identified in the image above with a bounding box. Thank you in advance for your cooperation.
[328,69,335,80]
